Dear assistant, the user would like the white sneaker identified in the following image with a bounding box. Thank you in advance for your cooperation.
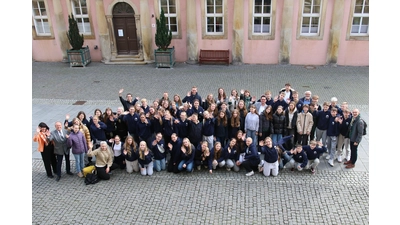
[325,155,330,160]
[337,155,342,163]
[346,156,350,161]
[197,166,201,171]
[328,159,334,167]
[226,167,231,171]
[246,171,254,176]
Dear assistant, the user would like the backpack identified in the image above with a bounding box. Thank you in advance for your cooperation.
[361,119,367,136]
[84,170,99,185]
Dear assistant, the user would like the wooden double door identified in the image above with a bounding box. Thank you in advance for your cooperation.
[113,16,138,55]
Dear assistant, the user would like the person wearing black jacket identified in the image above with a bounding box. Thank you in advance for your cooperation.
[284,101,298,149]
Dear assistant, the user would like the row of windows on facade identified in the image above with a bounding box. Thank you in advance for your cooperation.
[32,0,369,37]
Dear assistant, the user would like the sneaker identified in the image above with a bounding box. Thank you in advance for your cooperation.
[197,166,201,171]
[325,155,330,160]
[226,167,231,171]
[245,171,254,176]
[337,155,342,163]
[258,166,263,173]
[328,159,334,167]
[311,167,315,174]
[77,172,83,178]
[346,156,350,162]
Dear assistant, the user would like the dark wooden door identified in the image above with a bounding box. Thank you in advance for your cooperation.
[113,16,138,55]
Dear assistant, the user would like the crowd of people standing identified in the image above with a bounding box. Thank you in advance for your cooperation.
[33,83,365,181]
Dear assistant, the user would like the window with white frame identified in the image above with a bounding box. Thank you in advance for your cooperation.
[160,0,178,34]
[300,0,321,36]
[253,0,272,34]
[351,0,369,35]
[71,0,91,35]
[32,1,51,36]
[206,0,223,34]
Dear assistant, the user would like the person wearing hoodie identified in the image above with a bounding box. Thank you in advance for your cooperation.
[236,137,260,176]
[258,137,279,177]
[284,101,298,149]
[304,140,327,174]
[284,144,308,171]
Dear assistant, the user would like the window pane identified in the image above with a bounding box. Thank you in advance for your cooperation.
[264,6,271,14]
[161,6,168,13]
[360,25,368,33]
[216,24,223,32]
[170,17,177,25]
[354,6,362,13]
[302,17,310,26]
[216,0,223,5]
[216,6,222,13]
[254,5,262,13]
[170,25,177,32]
[303,2,311,14]
[263,17,270,26]
[207,6,214,14]
[39,1,45,10]
[355,0,363,6]
[33,8,40,16]
[216,17,223,24]
[351,25,359,33]
[362,17,369,25]
[169,5,176,14]
[254,17,261,25]
[352,17,361,25]
[364,6,369,14]
[255,0,263,6]
[207,0,214,6]
[313,5,320,14]
[160,0,168,7]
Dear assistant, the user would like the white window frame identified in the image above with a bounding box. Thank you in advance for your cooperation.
[159,0,178,35]
[32,0,51,36]
[252,0,272,35]
[300,0,321,36]
[71,0,91,35]
[205,0,224,35]
[350,0,369,36]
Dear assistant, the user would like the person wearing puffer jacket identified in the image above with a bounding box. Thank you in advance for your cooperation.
[271,106,286,144]
[284,101,298,149]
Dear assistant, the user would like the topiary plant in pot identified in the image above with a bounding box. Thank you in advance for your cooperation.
[66,13,91,67]
[154,9,175,68]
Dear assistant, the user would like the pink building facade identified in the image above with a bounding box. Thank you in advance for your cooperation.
[32,0,369,66]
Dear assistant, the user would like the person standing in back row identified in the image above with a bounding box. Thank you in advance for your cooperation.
[344,109,364,169]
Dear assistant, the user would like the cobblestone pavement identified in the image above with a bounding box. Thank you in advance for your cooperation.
[32,61,369,224]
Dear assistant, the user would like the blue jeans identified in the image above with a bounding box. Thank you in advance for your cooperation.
[246,130,257,145]
[272,134,282,144]
[153,158,166,172]
[178,160,194,172]
[73,153,85,173]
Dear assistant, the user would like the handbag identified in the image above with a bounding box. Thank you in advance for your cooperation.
[84,169,99,185]
[82,165,96,177]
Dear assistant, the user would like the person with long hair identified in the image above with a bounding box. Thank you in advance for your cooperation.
[237,100,248,132]
[211,141,224,172]
[216,87,228,109]
[102,107,116,140]
[110,135,125,170]
[173,94,183,108]
[228,89,240,112]
[214,110,229,148]
[222,138,239,171]
[138,141,154,176]
[33,122,57,178]
[259,105,273,141]
[229,109,241,139]
[258,137,279,177]
[122,135,139,173]
[245,105,259,146]
[177,138,196,173]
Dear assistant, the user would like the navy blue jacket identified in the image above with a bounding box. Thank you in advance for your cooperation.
[303,145,326,160]
[316,109,331,130]
[169,137,182,164]
[287,150,308,168]
[272,99,288,112]
[260,145,279,163]
[202,118,216,136]
[327,116,340,137]
[163,117,179,139]
[176,118,190,139]
[339,116,352,136]
[150,139,166,160]
[188,120,203,144]
[138,151,154,167]
[122,146,139,161]
[119,96,138,112]
[244,143,260,162]
[90,121,107,141]
[136,119,152,141]
[222,143,237,161]
[123,113,139,134]
[182,93,202,105]
[176,144,196,165]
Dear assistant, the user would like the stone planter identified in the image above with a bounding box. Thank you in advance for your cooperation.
[67,46,91,67]
[154,46,175,68]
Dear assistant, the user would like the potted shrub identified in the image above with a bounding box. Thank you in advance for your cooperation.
[154,9,175,68]
[66,14,91,67]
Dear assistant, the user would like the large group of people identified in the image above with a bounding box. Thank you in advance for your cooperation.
[33,84,365,182]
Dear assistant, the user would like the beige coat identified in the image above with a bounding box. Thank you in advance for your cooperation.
[296,112,313,134]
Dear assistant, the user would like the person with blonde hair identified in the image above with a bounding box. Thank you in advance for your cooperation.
[122,136,139,173]
[138,141,154,176]
[176,138,196,173]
